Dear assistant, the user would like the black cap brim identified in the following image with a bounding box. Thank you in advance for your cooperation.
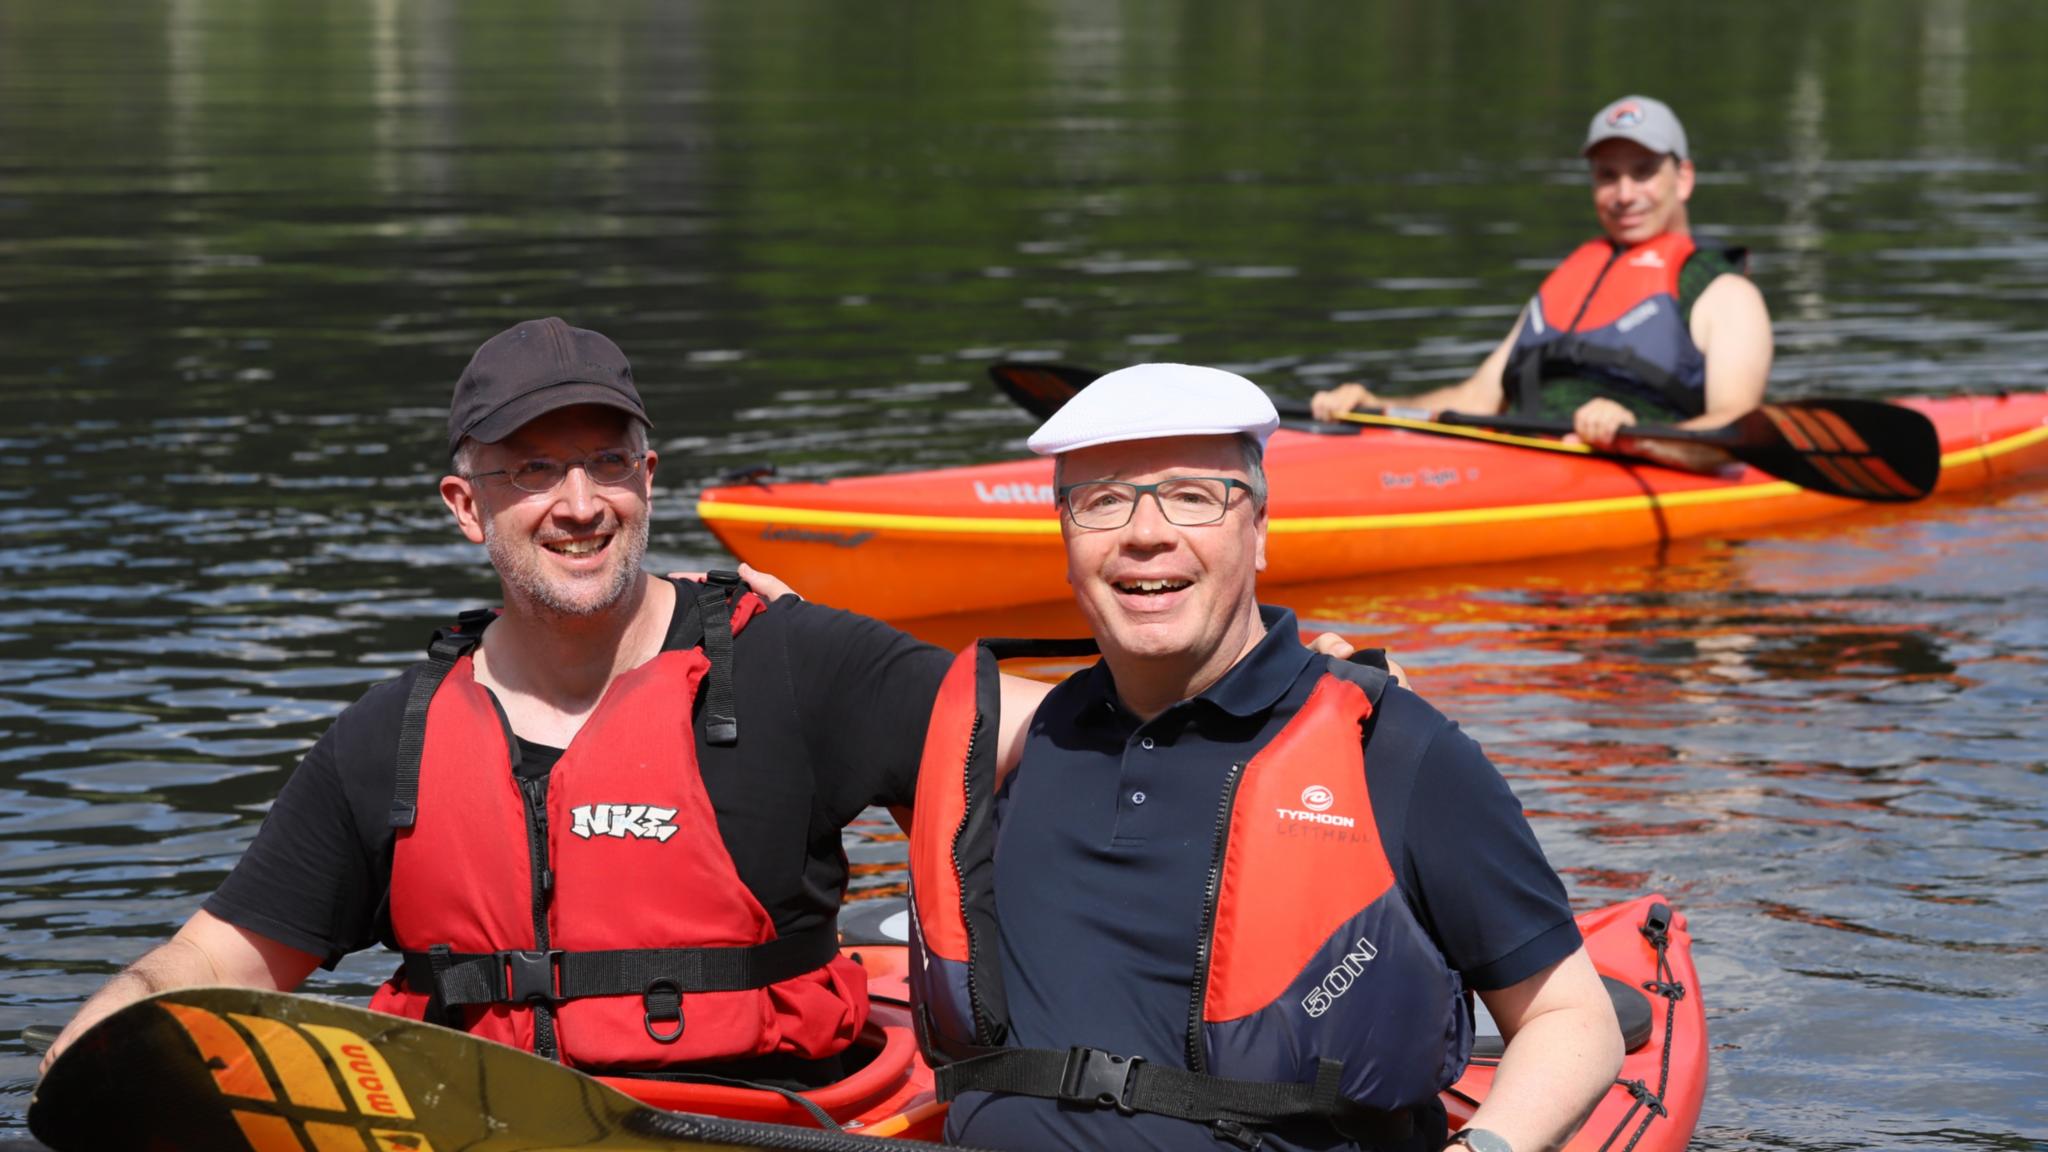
[452,381,651,456]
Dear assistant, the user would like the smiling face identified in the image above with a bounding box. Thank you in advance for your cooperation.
[1058,434,1267,709]
[1588,137,1693,247]
[441,405,654,621]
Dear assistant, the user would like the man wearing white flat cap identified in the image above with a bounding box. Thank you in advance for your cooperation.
[907,364,1622,1152]
[1313,94,1773,470]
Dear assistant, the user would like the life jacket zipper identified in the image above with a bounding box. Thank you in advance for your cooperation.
[1186,760,1248,1073]
[519,768,559,1060]
[952,712,998,1045]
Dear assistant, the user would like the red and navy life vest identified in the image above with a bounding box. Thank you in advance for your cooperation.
[1503,232,1746,420]
[367,578,866,1072]
[907,640,1471,1144]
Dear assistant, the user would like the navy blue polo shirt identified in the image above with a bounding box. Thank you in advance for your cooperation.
[946,606,1581,1152]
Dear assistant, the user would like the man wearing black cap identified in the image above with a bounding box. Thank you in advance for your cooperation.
[1312,94,1774,467]
[40,318,1024,1081]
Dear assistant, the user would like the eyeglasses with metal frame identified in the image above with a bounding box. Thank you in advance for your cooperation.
[1057,476,1255,530]
[464,450,647,494]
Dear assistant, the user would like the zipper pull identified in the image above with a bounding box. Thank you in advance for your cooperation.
[521,777,555,895]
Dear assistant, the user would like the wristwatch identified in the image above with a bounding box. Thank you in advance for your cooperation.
[1445,1129,1513,1152]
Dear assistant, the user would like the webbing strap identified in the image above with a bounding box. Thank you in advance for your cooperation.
[1507,338,1704,420]
[932,1048,1408,1143]
[695,573,742,746]
[390,610,494,829]
[403,922,839,1008]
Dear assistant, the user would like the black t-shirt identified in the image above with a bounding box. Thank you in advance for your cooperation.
[204,589,951,966]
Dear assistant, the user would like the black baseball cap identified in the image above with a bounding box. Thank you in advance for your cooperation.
[446,317,651,457]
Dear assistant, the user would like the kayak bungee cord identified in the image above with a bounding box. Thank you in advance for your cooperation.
[1605,901,1687,1147]
[1448,902,1687,1152]
[1605,905,1685,1152]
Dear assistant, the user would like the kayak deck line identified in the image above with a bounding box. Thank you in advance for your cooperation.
[696,501,1063,535]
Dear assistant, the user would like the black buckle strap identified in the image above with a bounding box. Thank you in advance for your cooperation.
[403,922,838,1010]
[1058,1046,1141,1114]
[505,949,565,1003]
[933,1047,1403,1142]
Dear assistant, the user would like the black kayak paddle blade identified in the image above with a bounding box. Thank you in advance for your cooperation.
[988,362,1093,420]
[1724,399,1941,502]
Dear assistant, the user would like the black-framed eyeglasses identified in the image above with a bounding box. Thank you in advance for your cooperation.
[465,450,646,494]
[1058,477,1255,530]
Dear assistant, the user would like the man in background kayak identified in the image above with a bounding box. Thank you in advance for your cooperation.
[38,318,1053,1082]
[1311,94,1773,468]
[908,364,1623,1152]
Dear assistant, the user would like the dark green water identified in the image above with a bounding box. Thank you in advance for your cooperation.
[3,0,2046,1146]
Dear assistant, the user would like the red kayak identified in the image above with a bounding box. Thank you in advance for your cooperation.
[698,392,2048,620]
[602,894,1705,1152]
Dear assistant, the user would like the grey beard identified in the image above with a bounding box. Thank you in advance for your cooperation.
[483,513,650,620]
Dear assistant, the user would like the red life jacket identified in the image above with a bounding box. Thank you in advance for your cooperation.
[1503,232,1738,419]
[908,640,1469,1143]
[367,582,866,1072]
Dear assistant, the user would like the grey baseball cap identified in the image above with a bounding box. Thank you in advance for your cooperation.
[1582,95,1688,161]
[447,318,650,457]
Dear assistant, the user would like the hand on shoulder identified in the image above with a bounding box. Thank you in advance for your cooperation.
[664,563,801,602]
[1303,630,1410,688]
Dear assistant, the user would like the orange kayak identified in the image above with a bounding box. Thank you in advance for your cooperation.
[598,894,1704,1152]
[698,392,2048,620]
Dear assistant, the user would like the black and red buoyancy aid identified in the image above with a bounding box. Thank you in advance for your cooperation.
[367,578,866,1072]
[1503,232,1746,420]
[907,640,1471,1145]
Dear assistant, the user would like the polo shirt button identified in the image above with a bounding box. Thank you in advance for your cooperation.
[1140,737,1155,750]
[1131,791,1147,805]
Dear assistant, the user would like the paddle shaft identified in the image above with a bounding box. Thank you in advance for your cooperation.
[1274,399,1732,446]
[990,362,1940,502]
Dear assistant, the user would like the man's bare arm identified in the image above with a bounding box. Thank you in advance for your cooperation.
[1462,947,1623,1151]
[40,909,322,1074]
[1683,273,1773,429]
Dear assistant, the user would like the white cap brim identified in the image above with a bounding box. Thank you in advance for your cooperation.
[1026,363,1281,455]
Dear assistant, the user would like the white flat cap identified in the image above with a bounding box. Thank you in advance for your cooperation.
[1026,363,1281,455]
